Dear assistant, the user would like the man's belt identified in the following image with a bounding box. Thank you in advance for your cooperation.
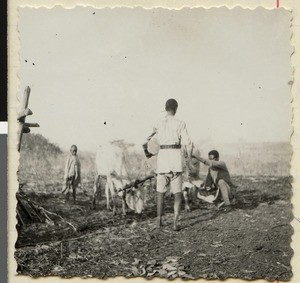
[160,144,181,149]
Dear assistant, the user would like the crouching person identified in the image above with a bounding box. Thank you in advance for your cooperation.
[62,145,82,204]
[193,150,236,211]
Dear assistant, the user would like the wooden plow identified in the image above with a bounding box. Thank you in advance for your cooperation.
[120,175,156,192]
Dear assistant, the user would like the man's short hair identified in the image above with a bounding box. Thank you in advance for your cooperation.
[208,150,219,159]
[165,99,178,112]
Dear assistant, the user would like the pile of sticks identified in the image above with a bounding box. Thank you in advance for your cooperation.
[16,189,49,225]
[16,188,76,231]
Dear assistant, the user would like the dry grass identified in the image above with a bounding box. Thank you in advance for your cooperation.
[18,134,291,193]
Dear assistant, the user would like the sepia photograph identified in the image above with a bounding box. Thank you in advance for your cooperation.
[15,7,293,281]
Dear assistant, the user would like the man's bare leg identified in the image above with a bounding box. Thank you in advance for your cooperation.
[173,192,182,231]
[65,179,71,200]
[218,180,231,206]
[156,192,164,228]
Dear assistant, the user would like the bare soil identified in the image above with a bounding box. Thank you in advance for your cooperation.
[15,176,293,281]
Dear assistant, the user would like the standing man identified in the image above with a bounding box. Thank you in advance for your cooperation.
[143,99,192,231]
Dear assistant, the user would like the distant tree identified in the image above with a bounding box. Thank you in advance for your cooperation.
[21,133,62,157]
[111,139,135,151]
[19,133,64,185]
[110,139,151,180]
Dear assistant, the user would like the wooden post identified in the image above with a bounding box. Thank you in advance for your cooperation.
[17,86,40,151]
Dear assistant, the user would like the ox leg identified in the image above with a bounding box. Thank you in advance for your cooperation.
[183,189,191,212]
[121,191,128,216]
[112,193,117,216]
[105,182,112,211]
[91,175,100,210]
[96,176,102,199]
[107,177,117,215]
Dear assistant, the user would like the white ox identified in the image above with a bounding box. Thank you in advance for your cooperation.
[91,142,146,215]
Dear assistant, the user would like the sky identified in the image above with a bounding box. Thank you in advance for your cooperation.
[19,7,293,152]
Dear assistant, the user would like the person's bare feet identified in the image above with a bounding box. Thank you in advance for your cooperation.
[173,226,180,231]
[173,221,181,231]
[156,217,163,229]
